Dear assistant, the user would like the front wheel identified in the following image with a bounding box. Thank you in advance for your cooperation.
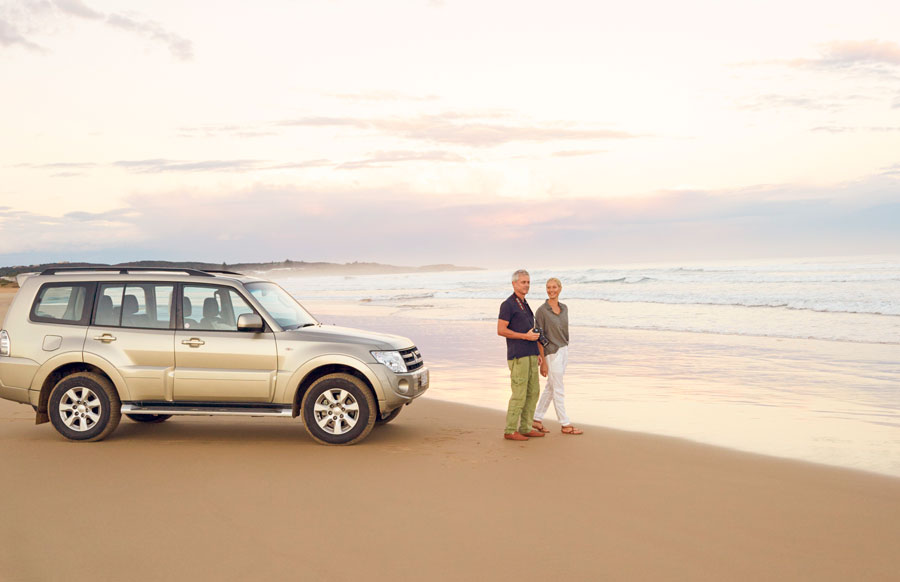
[301,373,376,445]
[48,372,121,442]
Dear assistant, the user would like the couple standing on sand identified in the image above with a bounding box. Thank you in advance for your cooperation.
[498,269,583,441]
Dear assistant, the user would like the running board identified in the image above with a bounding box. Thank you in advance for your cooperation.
[121,402,294,417]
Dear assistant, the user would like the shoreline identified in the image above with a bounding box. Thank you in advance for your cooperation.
[302,301,900,478]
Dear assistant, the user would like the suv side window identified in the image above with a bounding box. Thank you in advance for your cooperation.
[183,285,255,332]
[95,283,175,329]
[31,283,93,325]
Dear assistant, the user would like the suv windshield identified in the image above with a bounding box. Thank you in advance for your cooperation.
[245,282,318,330]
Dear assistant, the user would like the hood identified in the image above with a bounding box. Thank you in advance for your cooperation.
[280,324,414,350]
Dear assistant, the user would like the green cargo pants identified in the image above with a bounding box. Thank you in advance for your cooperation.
[505,355,540,435]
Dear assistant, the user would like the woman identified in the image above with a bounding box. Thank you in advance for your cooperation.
[532,278,583,435]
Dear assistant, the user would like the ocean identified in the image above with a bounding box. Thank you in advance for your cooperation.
[272,255,900,476]
[277,255,900,344]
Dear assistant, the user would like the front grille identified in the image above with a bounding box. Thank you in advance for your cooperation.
[400,347,424,371]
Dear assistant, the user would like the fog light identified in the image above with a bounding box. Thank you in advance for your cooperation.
[397,379,410,394]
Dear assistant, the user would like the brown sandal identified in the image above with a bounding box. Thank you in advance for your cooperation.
[532,421,550,433]
[561,425,583,435]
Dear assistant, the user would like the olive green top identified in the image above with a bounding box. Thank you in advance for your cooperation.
[535,300,569,356]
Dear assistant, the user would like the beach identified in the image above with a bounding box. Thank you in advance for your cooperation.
[1,286,899,581]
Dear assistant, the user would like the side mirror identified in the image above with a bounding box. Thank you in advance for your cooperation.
[237,313,264,332]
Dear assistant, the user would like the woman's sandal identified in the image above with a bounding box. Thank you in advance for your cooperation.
[561,425,583,435]
[532,421,550,433]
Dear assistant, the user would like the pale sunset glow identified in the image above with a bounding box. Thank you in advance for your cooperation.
[1,0,899,266]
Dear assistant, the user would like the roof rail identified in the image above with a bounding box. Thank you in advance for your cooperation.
[200,269,244,276]
[39,267,216,277]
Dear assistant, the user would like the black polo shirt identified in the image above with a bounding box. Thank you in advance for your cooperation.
[498,293,540,360]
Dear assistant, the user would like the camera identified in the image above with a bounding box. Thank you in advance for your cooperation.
[533,324,550,347]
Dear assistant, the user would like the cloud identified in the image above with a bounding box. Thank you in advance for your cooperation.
[324,90,441,103]
[2,174,898,267]
[818,39,900,67]
[18,153,465,176]
[1,1,192,60]
[552,150,606,158]
[104,12,193,61]
[276,116,373,130]
[114,155,454,173]
[781,39,900,74]
[880,164,900,176]
[278,113,636,147]
[812,126,853,133]
[54,0,102,20]
[0,206,145,258]
[337,150,466,170]
[179,111,634,148]
[14,161,98,169]
[737,94,843,112]
[113,159,265,173]
[812,125,900,133]
[177,125,279,139]
[264,159,333,170]
[0,17,45,52]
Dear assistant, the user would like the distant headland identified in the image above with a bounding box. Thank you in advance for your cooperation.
[0,259,484,287]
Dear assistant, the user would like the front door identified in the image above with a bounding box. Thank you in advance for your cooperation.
[173,284,277,402]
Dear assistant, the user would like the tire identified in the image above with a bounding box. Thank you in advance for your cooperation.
[301,373,376,445]
[126,413,172,423]
[375,405,403,425]
[48,372,121,442]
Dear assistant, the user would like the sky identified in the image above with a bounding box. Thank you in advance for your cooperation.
[1,0,899,268]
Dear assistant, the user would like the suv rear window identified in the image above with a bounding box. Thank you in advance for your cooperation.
[95,283,175,329]
[31,283,93,325]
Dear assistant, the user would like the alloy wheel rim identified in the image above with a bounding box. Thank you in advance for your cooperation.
[59,386,102,432]
[313,388,360,435]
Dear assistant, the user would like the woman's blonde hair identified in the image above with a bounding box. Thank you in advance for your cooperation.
[546,277,562,289]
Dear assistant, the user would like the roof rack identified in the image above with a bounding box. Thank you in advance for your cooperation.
[40,267,216,277]
[200,269,244,276]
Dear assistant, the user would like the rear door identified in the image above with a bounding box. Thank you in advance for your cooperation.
[84,282,176,401]
[173,284,277,402]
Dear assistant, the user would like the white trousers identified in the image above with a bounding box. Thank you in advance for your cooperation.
[534,345,570,426]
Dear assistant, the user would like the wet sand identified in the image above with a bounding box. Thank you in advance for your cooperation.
[1,287,899,581]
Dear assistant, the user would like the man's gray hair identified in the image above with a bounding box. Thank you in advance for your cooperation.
[511,269,529,283]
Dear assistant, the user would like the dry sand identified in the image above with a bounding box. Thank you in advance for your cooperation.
[1,287,898,581]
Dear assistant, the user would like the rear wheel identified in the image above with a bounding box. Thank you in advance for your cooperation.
[126,413,172,423]
[301,373,376,445]
[48,372,121,442]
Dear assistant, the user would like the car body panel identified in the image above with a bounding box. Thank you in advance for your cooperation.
[174,329,278,401]
[85,325,174,401]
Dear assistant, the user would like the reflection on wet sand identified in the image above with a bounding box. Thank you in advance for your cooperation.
[307,300,900,477]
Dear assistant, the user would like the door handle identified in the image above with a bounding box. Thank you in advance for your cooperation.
[182,338,206,348]
[93,334,117,343]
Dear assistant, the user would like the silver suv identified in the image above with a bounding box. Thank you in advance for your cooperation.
[0,267,429,445]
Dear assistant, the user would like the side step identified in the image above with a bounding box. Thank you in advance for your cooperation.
[121,402,294,418]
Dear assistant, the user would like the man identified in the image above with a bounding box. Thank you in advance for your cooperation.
[497,269,545,441]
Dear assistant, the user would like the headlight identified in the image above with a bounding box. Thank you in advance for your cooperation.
[371,350,407,373]
[0,330,9,357]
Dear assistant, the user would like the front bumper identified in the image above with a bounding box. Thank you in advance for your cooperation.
[394,367,429,399]
[371,364,430,410]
